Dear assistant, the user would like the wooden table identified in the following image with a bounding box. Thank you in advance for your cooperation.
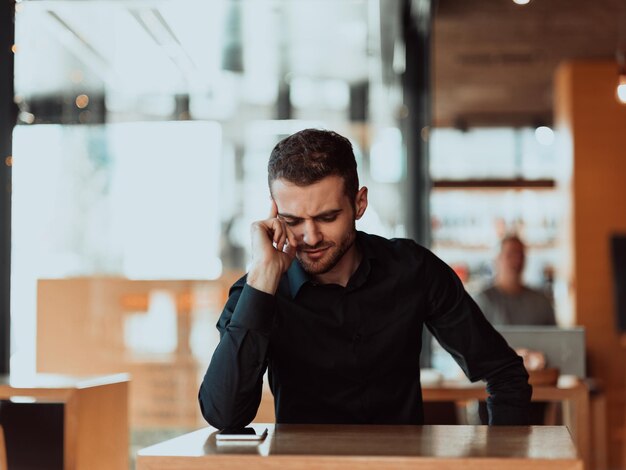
[137,423,582,470]
[422,378,590,469]
[0,373,129,470]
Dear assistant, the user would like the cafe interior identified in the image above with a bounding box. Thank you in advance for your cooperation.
[1,0,626,469]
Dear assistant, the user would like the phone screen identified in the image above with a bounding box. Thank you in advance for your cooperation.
[215,427,268,441]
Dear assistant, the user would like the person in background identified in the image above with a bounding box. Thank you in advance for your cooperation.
[474,234,556,425]
[198,129,531,430]
[475,235,556,327]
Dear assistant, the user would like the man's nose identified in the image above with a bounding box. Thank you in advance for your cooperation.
[302,221,322,246]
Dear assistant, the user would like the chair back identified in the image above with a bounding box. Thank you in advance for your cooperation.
[0,424,7,470]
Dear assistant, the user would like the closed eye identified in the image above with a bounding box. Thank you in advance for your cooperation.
[278,210,341,226]
[278,216,302,226]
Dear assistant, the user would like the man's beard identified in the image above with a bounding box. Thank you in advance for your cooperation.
[296,225,357,276]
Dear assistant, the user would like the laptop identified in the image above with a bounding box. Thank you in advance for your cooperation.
[495,326,586,378]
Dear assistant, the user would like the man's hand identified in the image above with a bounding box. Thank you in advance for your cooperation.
[246,200,297,295]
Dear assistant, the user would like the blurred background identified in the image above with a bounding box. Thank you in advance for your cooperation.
[2,0,626,468]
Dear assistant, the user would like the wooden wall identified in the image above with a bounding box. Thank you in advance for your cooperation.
[554,60,626,469]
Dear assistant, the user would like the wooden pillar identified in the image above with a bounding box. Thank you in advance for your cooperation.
[402,0,433,248]
[0,0,16,375]
[402,0,434,368]
[554,60,626,469]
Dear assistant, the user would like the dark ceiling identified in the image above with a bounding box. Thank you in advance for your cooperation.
[432,0,626,127]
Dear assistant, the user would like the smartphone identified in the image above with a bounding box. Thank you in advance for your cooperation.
[215,427,268,442]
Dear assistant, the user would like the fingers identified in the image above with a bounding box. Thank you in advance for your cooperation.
[271,219,299,259]
[271,218,287,250]
[283,223,298,249]
[283,240,297,259]
[276,219,299,252]
[268,200,297,250]
[254,202,298,256]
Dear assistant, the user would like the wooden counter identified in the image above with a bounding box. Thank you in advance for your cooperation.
[0,373,129,470]
[421,377,590,468]
[254,377,591,468]
[137,424,582,470]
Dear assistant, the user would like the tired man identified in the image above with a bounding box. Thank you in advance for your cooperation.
[199,129,531,429]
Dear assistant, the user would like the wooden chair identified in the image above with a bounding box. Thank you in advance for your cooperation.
[0,424,7,470]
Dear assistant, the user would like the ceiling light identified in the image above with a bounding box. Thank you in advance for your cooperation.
[75,94,89,109]
[617,76,626,104]
[617,51,626,104]
[513,0,531,4]
[535,126,555,146]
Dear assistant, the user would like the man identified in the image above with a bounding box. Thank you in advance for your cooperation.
[473,235,556,425]
[199,129,531,429]
[475,235,556,326]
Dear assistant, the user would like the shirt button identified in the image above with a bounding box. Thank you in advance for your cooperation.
[354,334,362,341]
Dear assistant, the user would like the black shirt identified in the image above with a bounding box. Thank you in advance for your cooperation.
[199,232,531,429]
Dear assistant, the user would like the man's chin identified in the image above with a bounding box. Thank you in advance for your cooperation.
[296,230,357,277]
[296,255,334,275]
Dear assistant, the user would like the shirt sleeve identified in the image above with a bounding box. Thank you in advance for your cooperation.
[421,249,532,425]
[198,277,276,429]
[472,290,497,324]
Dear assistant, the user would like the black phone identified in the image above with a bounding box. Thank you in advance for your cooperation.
[215,427,268,441]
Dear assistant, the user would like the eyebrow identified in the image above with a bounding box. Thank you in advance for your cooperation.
[278,209,343,221]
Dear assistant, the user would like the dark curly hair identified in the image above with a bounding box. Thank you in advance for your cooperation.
[267,129,359,204]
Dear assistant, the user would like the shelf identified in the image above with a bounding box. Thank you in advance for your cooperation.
[433,241,558,250]
[432,178,556,189]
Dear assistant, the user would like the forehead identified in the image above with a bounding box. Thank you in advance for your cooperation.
[271,175,349,215]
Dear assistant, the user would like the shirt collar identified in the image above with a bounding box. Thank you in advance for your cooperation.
[286,257,310,299]
[286,231,376,298]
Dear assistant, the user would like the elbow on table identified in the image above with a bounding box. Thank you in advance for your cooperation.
[198,383,253,430]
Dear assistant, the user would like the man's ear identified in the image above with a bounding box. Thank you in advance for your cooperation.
[354,187,368,220]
